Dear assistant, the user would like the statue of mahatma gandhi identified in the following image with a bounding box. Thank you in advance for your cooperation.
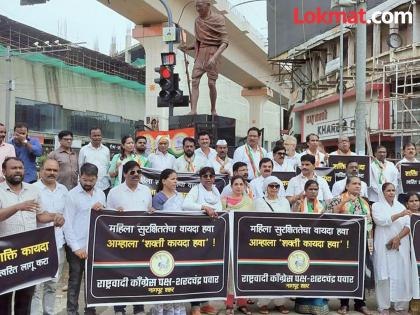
[182,0,229,116]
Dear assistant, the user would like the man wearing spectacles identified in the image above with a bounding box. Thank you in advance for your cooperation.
[250,158,285,199]
[104,160,151,315]
[107,160,152,213]
[48,130,78,190]
[272,146,294,172]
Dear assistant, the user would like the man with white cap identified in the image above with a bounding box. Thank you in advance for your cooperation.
[210,139,233,176]
[148,135,175,171]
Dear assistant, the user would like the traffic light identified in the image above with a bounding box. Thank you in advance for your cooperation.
[154,64,189,108]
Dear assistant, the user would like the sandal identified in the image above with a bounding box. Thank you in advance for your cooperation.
[258,306,269,315]
[337,306,349,315]
[274,305,290,314]
[238,306,252,315]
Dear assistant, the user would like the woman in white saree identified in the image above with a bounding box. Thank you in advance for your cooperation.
[372,182,419,315]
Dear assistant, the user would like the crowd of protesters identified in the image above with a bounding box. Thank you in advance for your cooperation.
[0,122,419,315]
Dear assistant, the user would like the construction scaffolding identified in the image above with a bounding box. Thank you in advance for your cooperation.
[379,57,420,147]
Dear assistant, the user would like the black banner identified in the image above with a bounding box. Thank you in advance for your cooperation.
[0,226,58,295]
[411,214,420,285]
[272,172,296,190]
[233,212,365,298]
[401,163,420,193]
[328,155,371,186]
[140,167,229,196]
[86,210,229,306]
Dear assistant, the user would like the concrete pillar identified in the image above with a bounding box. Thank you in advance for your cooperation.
[132,24,169,130]
[373,23,381,57]
[241,87,273,129]
[414,2,420,44]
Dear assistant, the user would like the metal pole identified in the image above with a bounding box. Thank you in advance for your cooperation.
[159,0,174,117]
[339,7,344,138]
[355,0,367,154]
[5,46,12,133]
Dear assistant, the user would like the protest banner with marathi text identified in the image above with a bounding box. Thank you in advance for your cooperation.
[0,226,58,295]
[232,212,366,298]
[328,155,371,186]
[401,163,420,193]
[86,210,230,306]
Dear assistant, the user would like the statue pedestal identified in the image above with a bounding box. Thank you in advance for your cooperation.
[169,114,236,147]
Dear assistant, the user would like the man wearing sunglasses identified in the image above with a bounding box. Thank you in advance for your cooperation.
[107,160,152,212]
[272,145,294,172]
[106,160,150,315]
[250,158,285,199]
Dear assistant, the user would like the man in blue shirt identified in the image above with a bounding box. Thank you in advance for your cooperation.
[9,122,42,183]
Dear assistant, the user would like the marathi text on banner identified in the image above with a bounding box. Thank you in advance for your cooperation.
[232,212,366,298]
[329,155,371,186]
[0,226,58,295]
[401,163,420,193]
[86,210,230,306]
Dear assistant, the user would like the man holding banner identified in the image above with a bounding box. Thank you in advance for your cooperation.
[0,157,64,315]
[332,161,368,198]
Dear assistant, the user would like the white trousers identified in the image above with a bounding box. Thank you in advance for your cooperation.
[30,247,65,315]
[376,279,410,311]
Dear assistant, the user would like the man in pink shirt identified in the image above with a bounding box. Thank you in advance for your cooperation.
[0,123,15,182]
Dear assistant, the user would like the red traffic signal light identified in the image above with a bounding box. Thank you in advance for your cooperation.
[160,66,172,79]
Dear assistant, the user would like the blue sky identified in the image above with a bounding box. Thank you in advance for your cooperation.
[0,0,267,55]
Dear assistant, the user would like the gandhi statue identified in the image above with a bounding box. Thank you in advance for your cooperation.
[182,0,229,116]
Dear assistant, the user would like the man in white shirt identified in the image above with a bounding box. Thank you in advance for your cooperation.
[250,158,285,199]
[272,145,294,172]
[286,154,333,203]
[78,127,111,193]
[174,137,206,173]
[31,159,68,315]
[195,131,217,166]
[107,161,152,212]
[332,161,368,198]
[233,127,267,180]
[369,145,399,203]
[329,136,356,156]
[148,135,176,171]
[106,160,149,315]
[395,142,419,199]
[283,135,300,170]
[300,133,327,167]
[63,163,106,315]
[221,162,254,198]
[0,157,64,314]
[210,139,233,176]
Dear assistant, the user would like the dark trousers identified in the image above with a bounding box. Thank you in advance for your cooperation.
[0,286,35,315]
[114,304,144,313]
[340,297,366,309]
[66,246,95,315]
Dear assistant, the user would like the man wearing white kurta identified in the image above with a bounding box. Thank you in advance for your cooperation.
[233,127,267,180]
[210,139,233,176]
[395,143,419,197]
[250,158,285,199]
[299,133,327,167]
[148,135,175,171]
[332,161,368,198]
[369,146,398,203]
[174,137,206,173]
[372,187,419,314]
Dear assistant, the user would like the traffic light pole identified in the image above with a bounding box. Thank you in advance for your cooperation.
[159,0,175,117]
